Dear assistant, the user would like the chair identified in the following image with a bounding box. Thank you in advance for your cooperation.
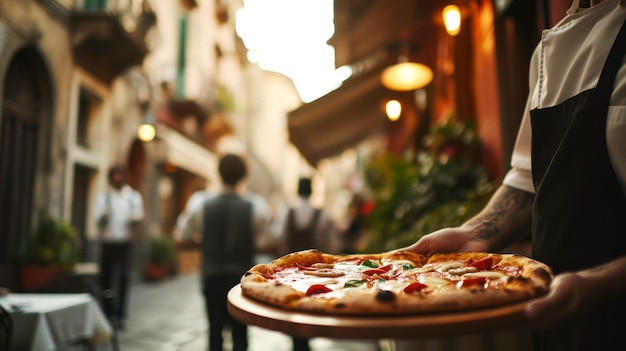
[0,304,12,351]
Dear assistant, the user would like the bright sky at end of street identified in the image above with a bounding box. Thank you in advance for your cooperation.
[235,0,351,103]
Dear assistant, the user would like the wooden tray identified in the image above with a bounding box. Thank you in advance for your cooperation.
[227,284,531,339]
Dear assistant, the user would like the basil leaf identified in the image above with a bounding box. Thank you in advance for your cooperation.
[402,263,415,270]
[361,260,379,268]
[344,280,366,288]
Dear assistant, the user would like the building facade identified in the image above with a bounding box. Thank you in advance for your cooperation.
[0,0,158,288]
[0,0,308,289]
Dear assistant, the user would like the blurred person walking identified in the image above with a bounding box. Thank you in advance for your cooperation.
[280,177,339,351]
[181,153,259,351]
[339,193,366,254]
[280,177,339,255]
[176,180,268,245]
[93,165,144,330]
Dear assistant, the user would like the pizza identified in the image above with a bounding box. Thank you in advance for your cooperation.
[239,249,553,315]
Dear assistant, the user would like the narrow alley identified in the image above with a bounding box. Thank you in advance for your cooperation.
[116,271,382,351]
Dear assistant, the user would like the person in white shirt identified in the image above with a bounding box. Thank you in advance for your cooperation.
[400,1,626,349]
[93,166,144,329]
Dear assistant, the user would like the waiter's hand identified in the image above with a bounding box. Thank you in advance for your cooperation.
[525,272,585,329]
[397,227,490,255]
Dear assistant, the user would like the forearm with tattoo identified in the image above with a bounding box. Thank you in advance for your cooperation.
[463,185,534,251]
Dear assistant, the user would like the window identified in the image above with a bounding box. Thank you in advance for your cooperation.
[76,87,102,148]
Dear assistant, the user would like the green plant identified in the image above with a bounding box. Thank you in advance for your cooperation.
[21,214,79,269]
[216,85,236,112]
[362,117,495,253]
[148,235,177,266]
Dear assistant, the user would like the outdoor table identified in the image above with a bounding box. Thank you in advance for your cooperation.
[1,293,112,351]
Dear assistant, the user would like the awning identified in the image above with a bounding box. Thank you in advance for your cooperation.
[287,66,392,166]
[157,125,219,183]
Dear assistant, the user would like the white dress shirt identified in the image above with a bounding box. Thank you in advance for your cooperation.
[93,185,144,241]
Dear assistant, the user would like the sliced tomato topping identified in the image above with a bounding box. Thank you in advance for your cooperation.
[456,277,487,288]
[493,264,522,276]
[363,268,387,276]
[362,264,396,278]
[379,264,393,272]
[363,264,396,277]
[469,256,493,271]
[403,281,428,294]
[306,284,333,296]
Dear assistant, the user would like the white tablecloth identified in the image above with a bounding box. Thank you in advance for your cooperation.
[1,293,112,351]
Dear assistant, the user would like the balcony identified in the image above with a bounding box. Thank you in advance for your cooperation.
[40,0,157,84]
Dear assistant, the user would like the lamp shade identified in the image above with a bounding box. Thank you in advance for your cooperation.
[380,58,433,91]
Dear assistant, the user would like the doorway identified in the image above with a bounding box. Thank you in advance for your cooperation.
[0,47,52,288]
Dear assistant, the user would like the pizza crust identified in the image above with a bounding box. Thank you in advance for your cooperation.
[240,249,553,316]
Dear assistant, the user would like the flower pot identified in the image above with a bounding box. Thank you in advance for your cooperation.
[20,265,67,291]
[145,264,168,281]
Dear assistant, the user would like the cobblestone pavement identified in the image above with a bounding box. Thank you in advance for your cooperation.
[116,271,382,351]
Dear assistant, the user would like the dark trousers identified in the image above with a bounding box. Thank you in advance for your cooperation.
[99,241,132,323]
[203,274,247,351]
[292,336,310,351]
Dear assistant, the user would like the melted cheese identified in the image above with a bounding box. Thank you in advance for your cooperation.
[418,275,453,286]
[333,262,369,273]
[273,257,517,299]
[378,280,410,293]
[462,271,506,279]
[382,259,417,267]
[431,261,465,272]
[290,277,341,292]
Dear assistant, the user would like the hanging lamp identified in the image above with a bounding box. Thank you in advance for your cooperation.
[380,42,433,92]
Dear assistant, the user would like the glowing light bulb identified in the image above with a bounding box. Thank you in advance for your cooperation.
[443,5,461,36]
[386,100,402,121]
[137,123,156,142]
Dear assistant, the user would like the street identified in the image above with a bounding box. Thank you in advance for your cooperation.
[116,271,382,351]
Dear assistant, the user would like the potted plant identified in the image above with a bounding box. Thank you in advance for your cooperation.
[362,117,495,253]
[20,214,79,290]
[145,235,177,281]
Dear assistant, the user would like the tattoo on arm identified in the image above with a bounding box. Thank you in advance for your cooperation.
[465,185,534,249]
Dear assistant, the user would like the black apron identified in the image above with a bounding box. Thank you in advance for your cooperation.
[530,18,626,351]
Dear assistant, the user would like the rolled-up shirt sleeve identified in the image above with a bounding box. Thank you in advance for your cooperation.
[503,95,536,194]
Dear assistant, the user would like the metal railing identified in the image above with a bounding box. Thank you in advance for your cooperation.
[82,0,157,39]
[37,0,157,46]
